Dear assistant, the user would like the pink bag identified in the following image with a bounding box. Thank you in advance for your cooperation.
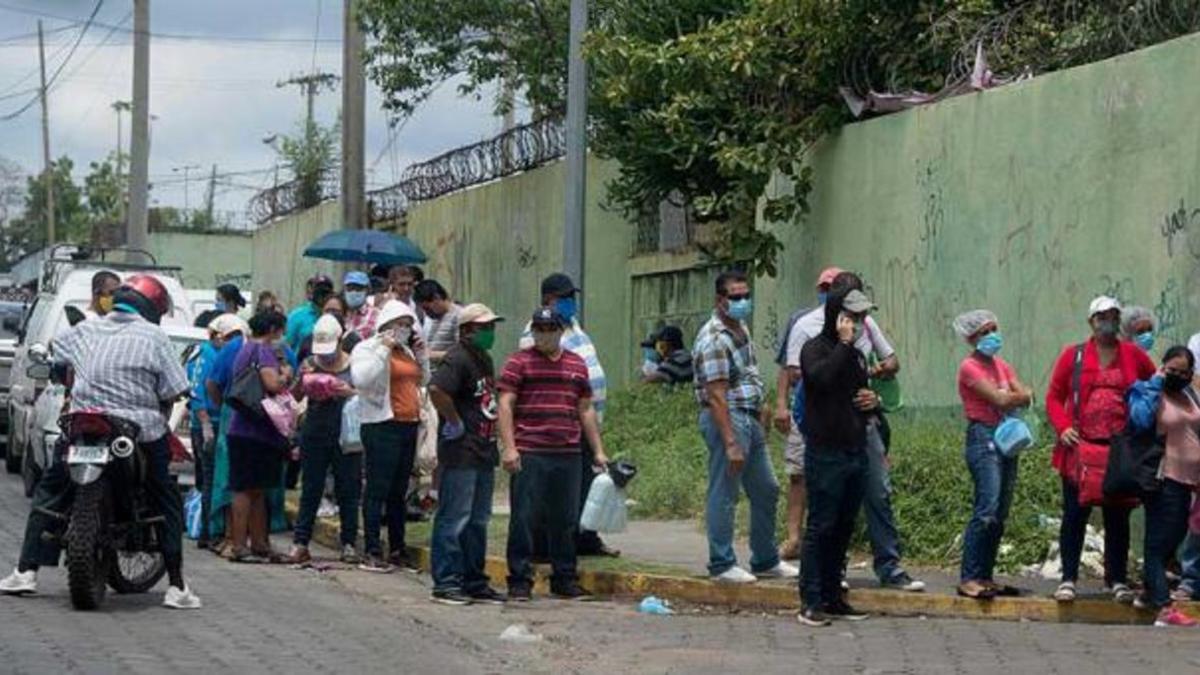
[261,391,299,440]
[302,372,343,401]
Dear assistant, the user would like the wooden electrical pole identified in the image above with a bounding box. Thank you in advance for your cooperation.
[277,72,340,129]
[127,0,151,253]
[341,0,365,230]
[37,20,56,246]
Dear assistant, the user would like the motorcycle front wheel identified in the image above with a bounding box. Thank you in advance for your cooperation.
[66,481,110,610]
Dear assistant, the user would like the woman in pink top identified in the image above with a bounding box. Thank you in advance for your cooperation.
[1126,346,1200,626]
[952,310,1033,599]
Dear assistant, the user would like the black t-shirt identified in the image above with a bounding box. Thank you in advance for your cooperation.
[430,342,499,468]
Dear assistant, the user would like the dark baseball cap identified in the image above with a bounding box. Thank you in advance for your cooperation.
[530,307,566,328]
[541,273,580,297]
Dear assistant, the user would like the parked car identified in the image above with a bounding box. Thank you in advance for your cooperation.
[20,324,206,497]
[6,250,196,493]
[0,300,25,459]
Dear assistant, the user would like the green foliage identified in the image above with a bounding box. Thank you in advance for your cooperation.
[5,156,88,265]
[277,119,339,210]
[83,153,124,226]
[605,386,1062,569]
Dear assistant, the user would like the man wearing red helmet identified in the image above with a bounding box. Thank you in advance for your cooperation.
[0,275,201,609]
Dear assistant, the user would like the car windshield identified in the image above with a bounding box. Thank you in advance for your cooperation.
[0,301,24,341]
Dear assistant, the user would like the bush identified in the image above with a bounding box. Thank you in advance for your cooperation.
[605,386,1062,570]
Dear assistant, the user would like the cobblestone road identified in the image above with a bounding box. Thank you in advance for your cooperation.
[2,472,1200,674]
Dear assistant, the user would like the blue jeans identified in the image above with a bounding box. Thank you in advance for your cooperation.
[800,445,867,609]
[700,408,781,576]
[1143,478,1193,607]
[863,421,906,582]
[293,441,363,548]
[1179,533,1200,598]
[431,466,495,594]
[960,422,1018,582]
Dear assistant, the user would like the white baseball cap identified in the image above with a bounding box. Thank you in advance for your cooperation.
[311,314,343,356]
[1088,295,1122,317]
[207,313,249,337]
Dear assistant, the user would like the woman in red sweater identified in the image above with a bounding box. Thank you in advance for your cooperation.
[1044,296,1156,603]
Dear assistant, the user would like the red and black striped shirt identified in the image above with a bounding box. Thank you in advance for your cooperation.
[498,348,593,454]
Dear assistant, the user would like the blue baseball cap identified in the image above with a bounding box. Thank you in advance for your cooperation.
[344,271,370,287]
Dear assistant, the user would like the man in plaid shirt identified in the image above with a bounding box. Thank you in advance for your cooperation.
[693,270,797,584]
[343,270,379,340]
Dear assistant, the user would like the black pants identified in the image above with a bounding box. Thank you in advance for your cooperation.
[532,436,603,556]
[20,436,184,578]
[507,453,582,588]
[361,421,418,557]
[190,420,215,543]
[1059,477,1131,585]
[800,446,867,610]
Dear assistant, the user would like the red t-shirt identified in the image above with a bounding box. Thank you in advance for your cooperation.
[498,348,593,453]
[957,354,1016,426]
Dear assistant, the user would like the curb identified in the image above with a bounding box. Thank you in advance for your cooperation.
[284,499,1177,625]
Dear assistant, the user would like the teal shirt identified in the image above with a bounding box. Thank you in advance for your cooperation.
[285,303,319,351]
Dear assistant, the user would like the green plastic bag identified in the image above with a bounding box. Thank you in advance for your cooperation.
[868,355,904,412]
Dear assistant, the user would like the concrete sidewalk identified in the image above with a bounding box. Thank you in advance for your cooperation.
[285,494,1191,625]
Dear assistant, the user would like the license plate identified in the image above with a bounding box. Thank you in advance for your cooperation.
[67,445,110,465]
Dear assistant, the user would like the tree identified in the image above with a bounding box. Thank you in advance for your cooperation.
[276,118,339,210]
[84,153,124,227]
[358,0,578,117]
[5,156,88,264]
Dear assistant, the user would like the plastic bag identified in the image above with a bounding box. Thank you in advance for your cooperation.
[261,391,300,439]
[184,489,203,540]
[416,387,439,473]
[340,395,364,454]
[580,472,628,533]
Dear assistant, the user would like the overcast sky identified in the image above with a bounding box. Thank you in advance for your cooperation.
[0,0,517,224]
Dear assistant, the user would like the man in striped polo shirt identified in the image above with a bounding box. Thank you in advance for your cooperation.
[500,308,610,601]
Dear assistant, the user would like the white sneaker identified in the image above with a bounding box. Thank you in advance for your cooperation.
[0,568,36,595]
[757,561,800,579]
[712,566,757,584]
[163,584,202,610]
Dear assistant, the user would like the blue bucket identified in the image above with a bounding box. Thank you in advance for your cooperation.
[994,417,1033,458]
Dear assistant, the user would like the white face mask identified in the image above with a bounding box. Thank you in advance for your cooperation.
[390,326,412,346]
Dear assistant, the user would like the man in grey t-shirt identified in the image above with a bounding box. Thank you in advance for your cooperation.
[416,279,462,368]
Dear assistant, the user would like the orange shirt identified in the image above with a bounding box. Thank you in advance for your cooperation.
[389,351,422,422]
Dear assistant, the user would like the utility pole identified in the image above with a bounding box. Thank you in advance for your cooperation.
[204,164,216,227]
[277,72,339,129]
[112,100,131,224]
[36,20,56,246]
[562,0,588,316]
[172,164,200,211]
[127,0,151,254]
[341,0,365,230]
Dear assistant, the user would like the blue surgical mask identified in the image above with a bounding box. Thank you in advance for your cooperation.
[555,296,577,324]
[726,298,753,322]
[817,292,828,306]
[1135,331,1155,352]
[345,290,367,309]
[976,332,1003,357]
[214,300,226,313]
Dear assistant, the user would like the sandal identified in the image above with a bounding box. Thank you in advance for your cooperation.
[986,582,1021,597]
[252,549,287,564]
[1054,581,1077,602]
[957,580,997,600]
[230,549,268,564]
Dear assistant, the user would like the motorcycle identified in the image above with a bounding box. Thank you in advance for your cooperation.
[56,409,168,610]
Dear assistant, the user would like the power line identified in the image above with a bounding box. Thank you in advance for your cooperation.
[0,22,79,43]
[0,2,342,44]
[0,0,104,122]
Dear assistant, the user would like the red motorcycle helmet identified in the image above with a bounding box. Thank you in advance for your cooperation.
[114,274,172,324]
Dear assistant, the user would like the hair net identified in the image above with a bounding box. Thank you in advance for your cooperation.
[1120,306,1155,338]
[953,310,998,340]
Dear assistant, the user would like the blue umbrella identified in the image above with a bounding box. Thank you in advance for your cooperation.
[303,228,427,265]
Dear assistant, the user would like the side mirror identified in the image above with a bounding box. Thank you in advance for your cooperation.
[26,362,50,381]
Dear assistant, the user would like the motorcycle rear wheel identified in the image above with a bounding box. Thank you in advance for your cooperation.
[108,550,166,594]
[66,482,110,610]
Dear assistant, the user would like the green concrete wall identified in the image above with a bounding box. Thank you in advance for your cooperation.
[757,32,1200,407]
[147,230,253,290]
[250,201,344,308]
[404,158,637,387]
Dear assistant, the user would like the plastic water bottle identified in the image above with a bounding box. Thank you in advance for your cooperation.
[581,472,618,532]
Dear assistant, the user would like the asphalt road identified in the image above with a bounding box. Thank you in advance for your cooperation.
[2,471,1200,674]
